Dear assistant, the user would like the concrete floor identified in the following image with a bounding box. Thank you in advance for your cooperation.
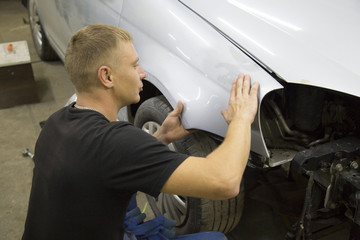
[0,1,75,239]
[0,1,352,240]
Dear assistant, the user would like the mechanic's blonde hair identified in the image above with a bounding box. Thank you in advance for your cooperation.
[65,24,133,93]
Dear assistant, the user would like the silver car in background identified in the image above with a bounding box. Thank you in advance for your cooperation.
[28,0,360,238]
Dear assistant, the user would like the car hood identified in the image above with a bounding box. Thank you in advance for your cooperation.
[180,0,360,97]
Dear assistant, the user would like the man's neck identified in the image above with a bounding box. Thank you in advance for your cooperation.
[75,91,120,122]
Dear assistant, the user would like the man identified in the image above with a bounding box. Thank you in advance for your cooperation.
[22,24,259,239]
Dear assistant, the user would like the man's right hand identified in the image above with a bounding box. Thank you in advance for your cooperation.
[221,74,259,125]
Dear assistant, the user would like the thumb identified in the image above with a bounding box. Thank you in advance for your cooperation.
[221,109,230,124]
[221,109,228,119]
[169,101,183,117]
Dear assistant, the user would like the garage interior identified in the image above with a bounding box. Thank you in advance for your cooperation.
[0,0,353,239]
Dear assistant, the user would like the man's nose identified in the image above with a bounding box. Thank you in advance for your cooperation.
[138,66,146,79]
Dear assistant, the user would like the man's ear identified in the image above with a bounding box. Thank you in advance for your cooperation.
[97,66,113,88]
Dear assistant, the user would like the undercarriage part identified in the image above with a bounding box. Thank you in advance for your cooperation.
[261,85,360,157]
[295,171,315,239]
[307,127,331,147]
[268,149,297,167]
[350,222,360,240]
[291,136,360,174]
[268,99,308,139]
[289,137,360,239]
[286,84,326,132]
[248,151,268,168]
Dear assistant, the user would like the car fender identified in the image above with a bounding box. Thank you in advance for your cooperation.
[120,0,283,157]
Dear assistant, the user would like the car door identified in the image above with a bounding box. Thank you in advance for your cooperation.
[37,0,124,60]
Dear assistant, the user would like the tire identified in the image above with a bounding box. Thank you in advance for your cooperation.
[134,96,244,234]
[28,0,58,61]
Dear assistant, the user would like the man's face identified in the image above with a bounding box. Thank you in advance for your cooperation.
[111,41,146,106]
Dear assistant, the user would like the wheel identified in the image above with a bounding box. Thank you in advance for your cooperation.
[28,0,58,61]
[134,95,244,234]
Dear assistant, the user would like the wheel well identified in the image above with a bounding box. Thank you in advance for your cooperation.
[127,80,162,123]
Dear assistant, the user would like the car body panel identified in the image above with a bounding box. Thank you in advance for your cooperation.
[36,0,123,61]
[120,0,284,157]
[181,0,360,98]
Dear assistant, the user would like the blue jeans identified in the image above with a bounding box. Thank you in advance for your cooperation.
[123,231,137,240]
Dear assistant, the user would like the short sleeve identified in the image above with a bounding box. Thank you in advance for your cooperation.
[100,122,188,197]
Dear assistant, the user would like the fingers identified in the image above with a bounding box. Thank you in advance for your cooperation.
[230,78,237,102]
[250,81,259,97]
[242,75,251,94]
[236,74,244,97]
[234,74,256,96]
[230,74,245,103]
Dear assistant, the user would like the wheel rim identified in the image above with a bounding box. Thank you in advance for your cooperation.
[29,1,44,52]
[141,121,188,226]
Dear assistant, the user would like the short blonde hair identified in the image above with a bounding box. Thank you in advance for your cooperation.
[65,24,133,92]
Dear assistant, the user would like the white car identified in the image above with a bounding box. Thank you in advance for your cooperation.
[28,0,360,237]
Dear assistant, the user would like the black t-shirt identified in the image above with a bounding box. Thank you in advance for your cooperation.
[22,104,188,240]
